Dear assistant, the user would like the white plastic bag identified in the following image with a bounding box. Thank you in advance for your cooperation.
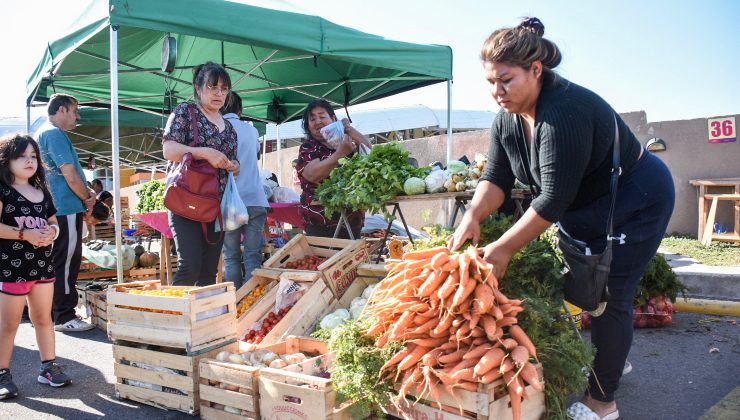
[424,166,447,193]
[217,173,249,232]
[319,120,345,149]
[271,187,301,203]
[274,278,308,313]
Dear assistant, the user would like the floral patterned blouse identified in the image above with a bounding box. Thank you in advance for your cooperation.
[295,137,364,229]
[162,102,237,199]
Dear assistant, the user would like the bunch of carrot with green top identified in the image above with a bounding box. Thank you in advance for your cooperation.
[365,245,543,420]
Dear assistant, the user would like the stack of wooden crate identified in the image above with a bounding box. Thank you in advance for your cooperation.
[199,337,327,420]
[107,280,237,414]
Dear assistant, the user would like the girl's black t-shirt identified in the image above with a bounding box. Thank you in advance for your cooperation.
[0,185,57,283]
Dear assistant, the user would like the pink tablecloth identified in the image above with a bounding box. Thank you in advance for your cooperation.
[136,204,304,237]
[136,211,173,238]
[269,202,304,229]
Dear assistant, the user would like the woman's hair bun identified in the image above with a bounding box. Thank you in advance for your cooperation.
[518,17,545,37]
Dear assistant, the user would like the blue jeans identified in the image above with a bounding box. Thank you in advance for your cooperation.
[223,206,268,289]
[560,151,675,402]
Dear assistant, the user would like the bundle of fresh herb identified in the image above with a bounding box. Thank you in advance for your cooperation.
[315,142,430,218]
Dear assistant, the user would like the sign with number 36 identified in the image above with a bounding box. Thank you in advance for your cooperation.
[707,116,736,144]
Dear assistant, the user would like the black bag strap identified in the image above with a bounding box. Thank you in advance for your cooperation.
[513,116,540,198]
[514,115,621,237]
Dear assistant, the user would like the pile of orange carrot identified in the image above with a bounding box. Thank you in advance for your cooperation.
[365,245,543,420]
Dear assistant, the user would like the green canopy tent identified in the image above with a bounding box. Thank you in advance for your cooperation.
[26,0,453,281]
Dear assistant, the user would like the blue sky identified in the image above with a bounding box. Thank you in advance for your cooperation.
[2,0,738,123]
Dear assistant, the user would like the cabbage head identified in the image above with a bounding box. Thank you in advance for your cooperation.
[403,177,426,195]
[447,160,467,173]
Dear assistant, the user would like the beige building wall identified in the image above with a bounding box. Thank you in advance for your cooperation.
[261,112,740,237]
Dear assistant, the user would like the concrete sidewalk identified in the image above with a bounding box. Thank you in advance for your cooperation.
[660,250,740,301]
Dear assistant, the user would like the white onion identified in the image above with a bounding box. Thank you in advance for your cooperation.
[228,353,245,364]
[216,351,232,362]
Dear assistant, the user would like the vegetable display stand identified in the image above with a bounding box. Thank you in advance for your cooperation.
[259,340,353,420]
[199,337,328,420]
[107,280,236,353]
[263,234,369,299]
[238,270,334,346]
[384,364,545,420]
[113,339,237,415]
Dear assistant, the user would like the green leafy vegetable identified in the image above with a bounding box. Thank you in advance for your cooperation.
[135,180,166,213]
[634,254,687,307]
[324,317,403,418]
[315,142,430,218]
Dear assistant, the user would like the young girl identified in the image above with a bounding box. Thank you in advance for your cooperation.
[0,133,71,401]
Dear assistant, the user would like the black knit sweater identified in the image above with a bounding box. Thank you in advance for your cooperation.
[481,76,642,222]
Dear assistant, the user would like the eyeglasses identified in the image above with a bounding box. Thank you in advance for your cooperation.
[205,84,230,95]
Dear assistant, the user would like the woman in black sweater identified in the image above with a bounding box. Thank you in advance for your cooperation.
[449,18,675,419]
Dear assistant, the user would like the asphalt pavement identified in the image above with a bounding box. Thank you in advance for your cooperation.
[1,311,738,419]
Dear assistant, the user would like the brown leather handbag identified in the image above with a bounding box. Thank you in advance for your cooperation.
[164,106,223,244]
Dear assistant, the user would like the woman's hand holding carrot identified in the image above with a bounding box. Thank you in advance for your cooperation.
[482,240,514,281]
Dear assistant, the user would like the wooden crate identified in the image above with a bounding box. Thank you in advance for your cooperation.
[384,364,546,420]
[199,337,327,420]
[258,343,355,420]
[263,234,370,299]
[113,339,237,414]
[235,274,281,337]
[238,270,334,346]
[107,280,236,352]
[87,288,109,331]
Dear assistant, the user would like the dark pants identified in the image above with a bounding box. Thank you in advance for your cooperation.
[559,151,675,402]
[169,212,224,286]
[51,213,83,325]
[305,223,362,240]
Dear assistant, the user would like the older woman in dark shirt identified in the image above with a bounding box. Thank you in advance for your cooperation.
[295,99,372,239]
[162,62,239,286]
[449,18,674,420]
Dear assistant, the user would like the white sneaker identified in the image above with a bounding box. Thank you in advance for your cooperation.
[622,361,632,375]
[54,318,95,332]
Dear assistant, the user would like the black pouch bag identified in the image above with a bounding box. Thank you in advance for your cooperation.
[515,115,621,312]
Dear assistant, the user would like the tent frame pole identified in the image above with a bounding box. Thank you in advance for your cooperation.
[110,25,124,283]
[447,79,453,164]
[276,125,282,184]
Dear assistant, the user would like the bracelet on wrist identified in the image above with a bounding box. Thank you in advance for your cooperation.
[49,224,60,240]
[18,227,25,241]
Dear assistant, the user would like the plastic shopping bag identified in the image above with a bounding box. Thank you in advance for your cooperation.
[319,120,345,149]
[217,172,249,232]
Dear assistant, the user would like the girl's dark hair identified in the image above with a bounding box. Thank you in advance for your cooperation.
[192,61,231,102]
[301,99,337,138]
[91,200,111,222]
[480,17,561,84]
[0,133,52,200]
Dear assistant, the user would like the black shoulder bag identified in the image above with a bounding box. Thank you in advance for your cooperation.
[514,115,620,312]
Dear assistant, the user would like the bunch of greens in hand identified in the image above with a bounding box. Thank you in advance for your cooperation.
[315,142,430,218]
[135,180,165,213]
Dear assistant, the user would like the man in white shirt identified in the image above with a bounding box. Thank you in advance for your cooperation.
[220,93,269,289]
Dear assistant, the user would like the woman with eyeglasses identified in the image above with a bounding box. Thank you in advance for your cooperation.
[162,61,239,286]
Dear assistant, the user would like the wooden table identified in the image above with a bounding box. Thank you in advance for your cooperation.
[689,178,740,244]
